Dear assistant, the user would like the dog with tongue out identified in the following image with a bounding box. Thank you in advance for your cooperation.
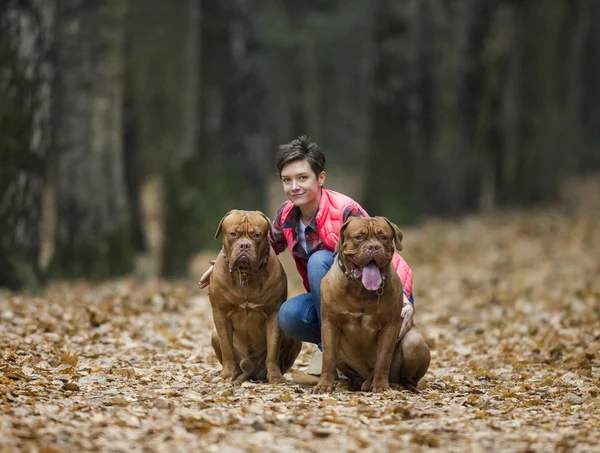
[313,216,431,394]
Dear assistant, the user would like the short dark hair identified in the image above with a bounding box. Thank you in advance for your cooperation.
[276,135,326,178]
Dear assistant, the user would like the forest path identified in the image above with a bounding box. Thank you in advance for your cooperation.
[1,177,599,453]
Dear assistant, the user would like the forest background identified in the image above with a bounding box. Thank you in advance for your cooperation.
[1,0,599,289]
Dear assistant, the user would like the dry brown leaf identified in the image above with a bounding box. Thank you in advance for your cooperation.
[61,351,79,367]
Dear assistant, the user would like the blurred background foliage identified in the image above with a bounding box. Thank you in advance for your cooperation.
[1,0,599,289]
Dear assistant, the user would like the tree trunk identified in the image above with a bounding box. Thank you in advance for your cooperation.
[0,0,54,289]
[53,0,132,278]
[181,0,201,163]
[364,0,423,224]
[583,0,600,171]
[426,0,474,216]
[518,0,567,203]
[475,5,519,212]
[563,0,591,173]
[499,6,523,201]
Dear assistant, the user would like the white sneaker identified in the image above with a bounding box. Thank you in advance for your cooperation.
[305,349,348,380]
[306,349,322,376]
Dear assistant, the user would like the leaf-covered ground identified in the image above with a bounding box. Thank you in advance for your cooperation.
[1,177,600,453]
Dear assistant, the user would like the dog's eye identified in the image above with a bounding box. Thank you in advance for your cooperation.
[229,232,237,238]
[380,234,388,241]
[355,234,363,241]
[252,233,261,239]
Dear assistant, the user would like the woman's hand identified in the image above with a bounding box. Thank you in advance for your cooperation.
[198,260,216,289]
[398,294,414,341]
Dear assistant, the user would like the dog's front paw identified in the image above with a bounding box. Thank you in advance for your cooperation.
[312,380,335,394]
[371,380,391,393]
[372,386,392,393]
[401,382,419,393]
[219,367,239,381]
[267,373,285,384]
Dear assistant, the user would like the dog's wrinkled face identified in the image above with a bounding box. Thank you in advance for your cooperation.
[336,217,403,291]
[215,210,272,272]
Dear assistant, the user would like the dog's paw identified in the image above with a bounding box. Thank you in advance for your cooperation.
[219,368,239,381]
[312,382,334,394]
[219,372,235,381]
[360,380,373,392]
[401,382,419,393]
[267,373,286,384]
[372,386,392,393]
[234,373,251,384]
[371,380,392,393]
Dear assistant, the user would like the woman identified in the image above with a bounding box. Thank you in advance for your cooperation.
[199,136,415,376]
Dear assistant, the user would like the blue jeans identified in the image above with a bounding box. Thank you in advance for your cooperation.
[278,250,334,345]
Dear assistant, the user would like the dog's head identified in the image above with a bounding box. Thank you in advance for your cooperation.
[215,210,272,272]
[336,216,403,291]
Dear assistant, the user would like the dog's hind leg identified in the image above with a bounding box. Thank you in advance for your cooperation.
[279,337,302,374]
[395,326,431,392]
[211,330,223,364]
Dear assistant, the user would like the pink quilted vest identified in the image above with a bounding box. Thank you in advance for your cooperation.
[279,189,413,294]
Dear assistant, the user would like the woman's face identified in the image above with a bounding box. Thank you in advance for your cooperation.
[280,159,326,211]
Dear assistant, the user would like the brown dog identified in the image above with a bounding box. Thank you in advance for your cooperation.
[313,217,430,393]
[209,210,301,383]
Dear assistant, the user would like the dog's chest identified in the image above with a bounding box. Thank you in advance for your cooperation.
[225,295,270,319]
[338,309,387,335]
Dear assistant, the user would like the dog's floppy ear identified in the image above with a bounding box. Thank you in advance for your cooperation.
[215,210,236,239]
[382,217,404,251]
[335,217,354,254]
[257,212,273,240]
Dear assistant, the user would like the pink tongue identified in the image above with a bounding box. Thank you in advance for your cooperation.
[361,262,382,291]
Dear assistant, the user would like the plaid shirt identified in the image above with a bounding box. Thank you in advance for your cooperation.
[270,204,365,263]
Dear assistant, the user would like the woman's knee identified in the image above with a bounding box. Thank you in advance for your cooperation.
[277,300,297,334]
[277,296,319,342]
[278,298,310,330]
[307,250,334,276]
